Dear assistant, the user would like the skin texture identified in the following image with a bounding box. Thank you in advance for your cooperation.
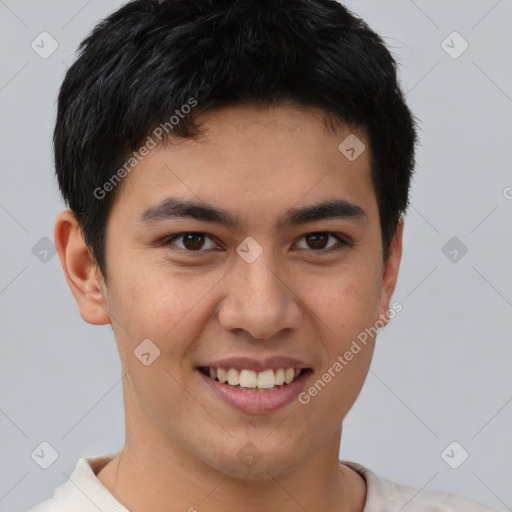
[54,103,403,512]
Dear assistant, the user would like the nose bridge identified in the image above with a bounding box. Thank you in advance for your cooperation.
[218,246,301,339]
[245,256,283,305]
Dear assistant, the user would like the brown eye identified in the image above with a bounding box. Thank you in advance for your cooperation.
[181,233,206,250]
[296,232,346,252]
[305,232,330,250]
[164,232,218,252]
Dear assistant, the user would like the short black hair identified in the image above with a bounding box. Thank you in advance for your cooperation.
[54,0,417,280]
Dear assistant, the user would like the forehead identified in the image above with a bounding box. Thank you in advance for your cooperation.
[108,104,378,229]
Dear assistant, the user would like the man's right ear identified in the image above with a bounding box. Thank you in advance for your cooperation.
[54,210,111,325]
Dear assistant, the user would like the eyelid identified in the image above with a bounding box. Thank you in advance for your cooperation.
[294,232,352,253]
[163,232,221,252]
[162,231,352,254]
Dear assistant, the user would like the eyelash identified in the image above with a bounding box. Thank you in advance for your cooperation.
[161,231,352,255]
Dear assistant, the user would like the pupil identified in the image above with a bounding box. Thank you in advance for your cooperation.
[307,233,328,250]
[184,233,204,250]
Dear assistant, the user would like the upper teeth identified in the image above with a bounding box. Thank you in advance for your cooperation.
[208,367,301,389]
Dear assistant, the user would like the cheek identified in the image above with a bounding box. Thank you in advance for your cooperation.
[298,276,378,417]
[302,264,382,349]
[109,268,221,356]
[105,270,212,417]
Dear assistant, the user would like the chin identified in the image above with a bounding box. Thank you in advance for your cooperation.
[203,443,307,481]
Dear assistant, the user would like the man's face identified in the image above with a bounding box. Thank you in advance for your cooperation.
[98,104,400,477]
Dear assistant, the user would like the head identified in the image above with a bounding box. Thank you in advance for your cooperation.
[54,0,417,478]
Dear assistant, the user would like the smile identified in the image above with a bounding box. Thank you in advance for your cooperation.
[199,366,305,392]
[197,362,313,414]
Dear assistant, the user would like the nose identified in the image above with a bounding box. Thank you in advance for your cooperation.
[217,252,303,340]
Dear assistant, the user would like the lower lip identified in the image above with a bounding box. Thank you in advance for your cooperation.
[197,369,311,414]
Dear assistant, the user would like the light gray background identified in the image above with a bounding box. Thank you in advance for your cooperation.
[1,1,511,511]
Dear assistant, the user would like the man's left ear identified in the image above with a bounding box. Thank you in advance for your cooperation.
[376,217,404,328]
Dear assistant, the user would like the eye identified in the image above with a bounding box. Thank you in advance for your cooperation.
[163,232,219,252]
[294,232,349,253]
[162,231,351,255]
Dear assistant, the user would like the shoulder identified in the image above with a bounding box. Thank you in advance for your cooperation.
[24,480,88,512]
[341,460,500,512]
[25,499,61,512]
[24,455,126,512]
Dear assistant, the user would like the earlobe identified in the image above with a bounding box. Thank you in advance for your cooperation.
[54,210,111,325]
[377,217,404,328]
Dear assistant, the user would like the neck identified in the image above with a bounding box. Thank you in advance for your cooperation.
[96,398,366,512]
[97,438,366,512]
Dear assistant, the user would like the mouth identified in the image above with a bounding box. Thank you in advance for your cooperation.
[198,366,308,392]
[196,362,313,414]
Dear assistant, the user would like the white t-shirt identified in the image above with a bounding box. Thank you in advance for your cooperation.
[26,453,499,512]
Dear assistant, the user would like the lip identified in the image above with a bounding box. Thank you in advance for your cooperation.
[198,356,311,372]
[197,367,312,414]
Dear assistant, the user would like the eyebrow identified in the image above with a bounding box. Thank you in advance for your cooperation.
[138,197,368,229]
